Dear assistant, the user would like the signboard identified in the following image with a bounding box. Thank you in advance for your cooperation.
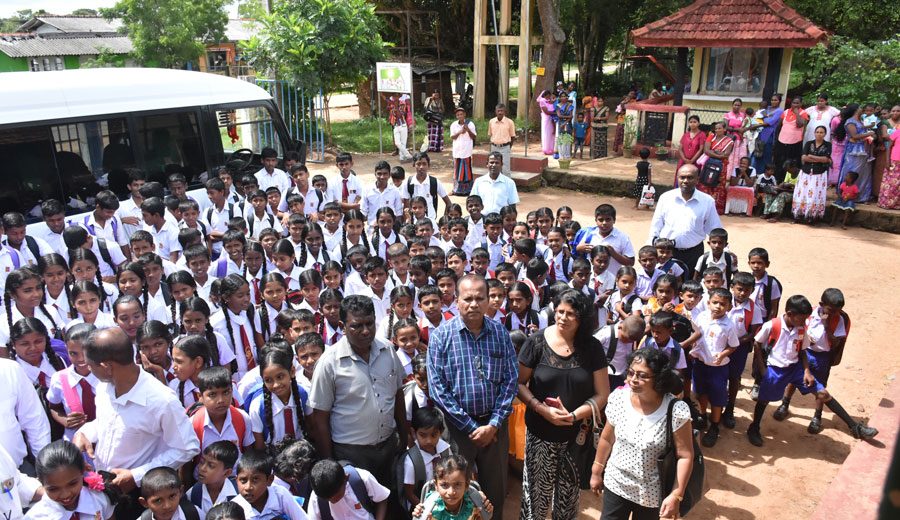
[643,111,669,146]
[375,62,412,93]
[535,67,545,76]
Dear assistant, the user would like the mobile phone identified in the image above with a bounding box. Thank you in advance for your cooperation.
[544,397,563,409]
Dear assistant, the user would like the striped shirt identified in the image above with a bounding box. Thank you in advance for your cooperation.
[427,315,518,433]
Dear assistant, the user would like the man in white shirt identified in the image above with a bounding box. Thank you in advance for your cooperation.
[32,199,67,253]
[360,161,403,227]
[803,94,841,144]
[255,147,292,194]
[328,153,364,212]
[470,152,520,215]
[73,328,199,510]
[450,107,477,195]
[648,164,722,278]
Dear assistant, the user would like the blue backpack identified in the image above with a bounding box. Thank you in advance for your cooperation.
[240,381,309,441]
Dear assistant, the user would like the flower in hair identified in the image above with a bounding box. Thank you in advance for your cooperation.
[84,471,105,491]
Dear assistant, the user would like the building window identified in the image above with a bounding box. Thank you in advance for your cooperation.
[29,56,66,72]
[702,48,767,95]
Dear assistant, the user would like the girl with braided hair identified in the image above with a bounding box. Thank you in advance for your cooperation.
[65,281,117,331]
[317,288,343,347]
[166,271,197,331]
[9,317,68,439]
[170,335,213,409]
[210,274,261,380]
[391,316,421,379]
[371,207,403,260]
[297,269,322,314]
[38,254,73,325]
[253,272,289,345]
[68,248,116,312]
[115,262,170,325]
[243,240,268,307]
[340,244,370,296]
[136,320,176,385]
[375,285,415,341]
[321,260,344,294]
[0,267,65,349]
[179,296,235,371]
[271,239,302,301]
[249,346,310,450]
[329,209,371,272]
[297,222,329,272]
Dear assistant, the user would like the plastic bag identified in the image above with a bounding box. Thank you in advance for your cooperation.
[638,185,656,208]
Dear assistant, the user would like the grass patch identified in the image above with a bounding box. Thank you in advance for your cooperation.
[331,116,502,154]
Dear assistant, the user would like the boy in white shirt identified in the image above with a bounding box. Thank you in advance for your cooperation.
[329,153,364,212]
[360,161,403,228]
[187,442,240,518]
[689,287,740,448]
[401,152,451,220]
[594,316,645,390]
[245,190,283,240]
[572,204,635,272]
[694,228,738,285]
[255,147,291,194]
[232,450,308,519]
[142,197,183,262]
[117,169,147,241]
[721,272,764,429]
[138,467,201,520]
[634,246,662,302]
[747,294,877,447]
[401,408,452,511]
[308,459,388,520]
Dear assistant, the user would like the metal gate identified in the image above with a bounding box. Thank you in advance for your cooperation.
[255,79,326,163]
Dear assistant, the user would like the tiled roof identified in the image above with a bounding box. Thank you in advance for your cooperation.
[17,16,122,34]
[631,0,827,48]
[0,35,132,58]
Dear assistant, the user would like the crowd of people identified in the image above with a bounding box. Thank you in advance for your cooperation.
[0,131,882,520]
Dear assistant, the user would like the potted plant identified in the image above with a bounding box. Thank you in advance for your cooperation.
[622,115,637,156]
[655,143,670,161]
[557,132,574,169]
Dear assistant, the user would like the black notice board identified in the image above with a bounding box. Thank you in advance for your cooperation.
[643,111,668,146]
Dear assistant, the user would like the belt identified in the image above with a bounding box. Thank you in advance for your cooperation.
[492,142,511,147]
[675,242,703,251]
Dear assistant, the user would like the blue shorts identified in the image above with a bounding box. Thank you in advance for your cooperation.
[758,362,826,403]
[728,343,752,380]
[693,363,729,407]
[806,350,833,386]
[682,355,694,381]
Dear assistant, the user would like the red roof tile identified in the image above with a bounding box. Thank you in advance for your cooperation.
[631,0,827,48]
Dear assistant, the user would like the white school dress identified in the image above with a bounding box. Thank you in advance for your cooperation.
[46,366,100,441]
[0,445,41,519]
[24,486,114,519]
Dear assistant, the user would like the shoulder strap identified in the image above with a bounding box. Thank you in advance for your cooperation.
[140,509,153,520]
[59,371,84,414]
[247,215,254,236]
[96,238,114,269]
[315,189,324,206]
[606,324,618,364]
[24,236,40,263]
[623,293,638,314]
[191,407,206,445]
[179,496,200,520]
[408,445,427,490]
[206,207,214,224]
[698,252,709,277]
[6,245,21,269]
[345,465,375,514]
[428,176,439,212]
[407,178,415,198]
[767,318,782,350]
[467,485,491,519]
[161,282,173,307]
[189,482,203,507]
[743,300,754,332]
[671,342,683,367]
[217,257,228,278]
[230,406,246,451]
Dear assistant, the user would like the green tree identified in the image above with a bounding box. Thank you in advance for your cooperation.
[70,8,100,16]
[101,0,227,68]
[242,0,390,142]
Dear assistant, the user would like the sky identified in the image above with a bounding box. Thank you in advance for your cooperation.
[0,0,241,17]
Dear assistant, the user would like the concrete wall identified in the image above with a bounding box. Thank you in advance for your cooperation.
[0,53,28,72]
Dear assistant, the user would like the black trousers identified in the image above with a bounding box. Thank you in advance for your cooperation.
[332,433,399,487]
[601,487,659,520]
[673,241,705,279]
[446,419,510,520]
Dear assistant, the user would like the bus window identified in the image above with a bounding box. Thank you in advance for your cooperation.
[0,126,64,219]
[216,104,282,162]
[50,118,134,199]
[135,111,205,186]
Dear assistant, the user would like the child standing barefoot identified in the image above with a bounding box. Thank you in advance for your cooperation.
[830,171,859,229]
[632,148,652,209]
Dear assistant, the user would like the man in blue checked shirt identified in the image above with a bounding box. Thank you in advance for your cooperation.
[427,274,518,519]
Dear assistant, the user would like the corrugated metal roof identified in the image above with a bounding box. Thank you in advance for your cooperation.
[18,16,122,34]
[0,35,132,58]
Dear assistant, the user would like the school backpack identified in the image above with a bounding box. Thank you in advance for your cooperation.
[317,464,375,520]
[407,176,439,214]
[414,480,491,520]
[187,478,238,508]
[206,203,236,227]
[215,257,230,279]
[671,312,693,344]
[140,497,200,520]
[826,310,851,366]
[247,213,276,237]
[761,275,782,318]
[394,444,452,519]
[697,252,735,285]
[83,214,121,243]
[603,324,620,367]
[190,405,247,452]
[659,257,690,284]
[505,309,539,333]
[761,317,806,356]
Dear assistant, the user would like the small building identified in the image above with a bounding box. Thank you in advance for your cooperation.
[198,19,258,77]
[631,0,827,142]
[0,16,132,72]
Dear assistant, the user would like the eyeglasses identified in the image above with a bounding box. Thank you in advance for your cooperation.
[626,369,653,382]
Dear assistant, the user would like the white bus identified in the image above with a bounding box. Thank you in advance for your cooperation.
[0,67,301,221]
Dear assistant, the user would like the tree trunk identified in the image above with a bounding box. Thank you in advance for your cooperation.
[533,0,566,126]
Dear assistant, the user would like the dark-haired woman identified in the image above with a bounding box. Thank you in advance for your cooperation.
[517,290,610,519]
[591,348,694,520]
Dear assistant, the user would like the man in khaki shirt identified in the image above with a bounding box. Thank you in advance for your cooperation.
[488,104,516,176]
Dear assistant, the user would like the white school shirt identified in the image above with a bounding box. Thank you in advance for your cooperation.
[195,479,239,519]
[404,383,429,422]
[465,216,485,247]
[635,268,663,299]
[279,185,330,215]
[575,227,635,275]
[477,235,505,270]
[143,220,183,259]
[137,293,173,325]
[726,297,764,337]
[657,259,685,279]
[17,355,58,390]
[371,231,405,260]
[76,369,200,485]
[2,236,54,267]
[328,172,365,206]
[401,175,449,219]
[249,391,312,444]
[440,239,473,261]
[212,256,245,278]
[89,238,127,277]
[343,270,368,297]
[695,250,738,276]
[321,319,343,347]
[469,172,519,215]
[255,167,291,194]
[386,271,413,293]
[543,249,570,283]
[254,301,288,337]
[174,332,235,369]
[507,310,548,333]
[594,324,632,377]
[754,317,810,368]
[323,226,344,253]
[750,273,781,318]
[25,486,113,520]
[647,188,722,250]
[168,377,201,409]
[46,367,100,440]
[643,336,687,369]
[0,445,40,520]
[246,211,283,240]
[307,466,389,520]
[299,247,330,272]
[403,438,451,485]
[29,222,65,254]
[66,311,118,332]
[692,310,740,366]
[202,202,238,254]
[83,212,127,247]
[0,304,64,345]
[211,308,256,379]
[141,505,201,520]
[806,306,847,353]
[278,266,302,292]
[358,286,390,322]
[360,185,403,225]
[233,483,309,520]
[117,196,144,240]
[44,289,73,326]
[396,347,415,377]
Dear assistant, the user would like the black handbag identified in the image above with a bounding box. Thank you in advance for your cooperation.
[570,398,603,490]
[657,399,705,515]
[699,157,723,187]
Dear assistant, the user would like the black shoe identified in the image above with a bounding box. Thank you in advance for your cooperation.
[807,416,823,434]
[750,384,760,401]
[773,402,790,421]
[694,414,708,431]
[747,424,764,446]
[722,410,736,429]
[852,423,879,440]
[701,425,719,447]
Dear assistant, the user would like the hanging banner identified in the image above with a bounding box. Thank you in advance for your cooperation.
[376,62,412,93]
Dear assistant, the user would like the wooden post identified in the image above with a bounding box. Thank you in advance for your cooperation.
[498,0,511,106]
[517,0,532,121]
[473,0,487,118]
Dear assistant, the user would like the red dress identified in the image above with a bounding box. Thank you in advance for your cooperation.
[676,130,707,186]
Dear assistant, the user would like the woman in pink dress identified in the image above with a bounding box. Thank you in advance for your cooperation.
[676,115,707,185]
[538,90,556,155]
[877,105,900,209]
[828,113,845,186]
[724,98,748,172]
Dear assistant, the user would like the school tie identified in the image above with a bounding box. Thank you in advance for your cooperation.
[384,241,390,257]
[342,179,349,202]
[252,278,262,305]
[165,371,176,383]
[331,331,341,344]
[38,372,47,389]
[239,323,257,369]
[79,379,96,421]
[283,406,296,439]
[192,389,201,404]
[548,259,556,282]
[70,513,78,520]
[313,262,321,272]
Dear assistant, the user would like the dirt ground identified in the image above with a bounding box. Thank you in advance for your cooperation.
[307,152,900,519]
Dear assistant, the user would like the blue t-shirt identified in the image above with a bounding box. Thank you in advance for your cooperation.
[574,122,588,139]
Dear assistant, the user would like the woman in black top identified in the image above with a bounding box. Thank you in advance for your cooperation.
[517,290,611,519]
[792,125,832,224]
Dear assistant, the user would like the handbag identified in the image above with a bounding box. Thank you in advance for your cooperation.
[569,398,604,490]
[656,398,705,516]
[699,157,723,187]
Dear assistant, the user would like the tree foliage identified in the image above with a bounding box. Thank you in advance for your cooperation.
[101,0,227,68]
